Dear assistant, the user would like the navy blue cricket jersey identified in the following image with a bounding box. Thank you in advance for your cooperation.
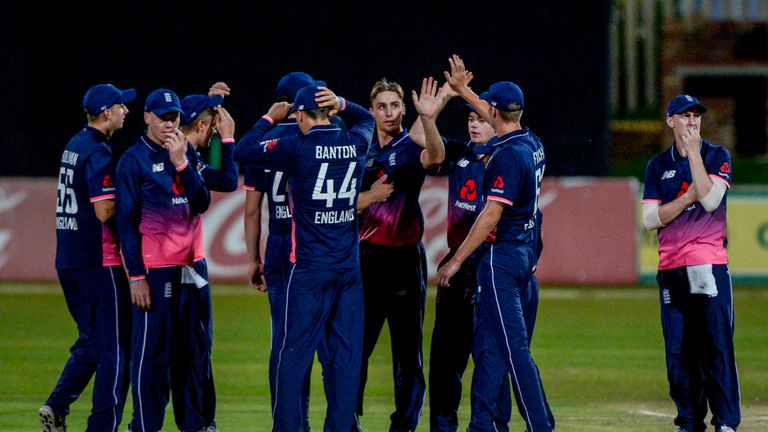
[196,139,238,192]
[242,119,300,237]
[235,100,375,270]
[483,128,546,244]
[441,139,490,248]
[55,126,121,269]
[359,130,429,246]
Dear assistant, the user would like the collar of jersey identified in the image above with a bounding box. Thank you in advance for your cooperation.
[669,139,708,162]
[491,127,530,147]
[306,124,341,135]
[83,125,110,144]
[277,119,298,127]
[140,134,164,153]
[372,129,409,152]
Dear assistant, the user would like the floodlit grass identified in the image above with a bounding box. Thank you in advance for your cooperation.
[1,283,766,431]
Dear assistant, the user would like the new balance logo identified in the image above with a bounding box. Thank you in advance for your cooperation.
[457,158,469,168]
[152,163,164,172]
[661,170,676,180]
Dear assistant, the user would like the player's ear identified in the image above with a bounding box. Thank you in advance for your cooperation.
[665,116,675,128]
[144,112,151,126]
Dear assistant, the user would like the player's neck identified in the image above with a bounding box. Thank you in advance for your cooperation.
[376,127,402,148]
[495,122,522,136]
[89,121,113,139]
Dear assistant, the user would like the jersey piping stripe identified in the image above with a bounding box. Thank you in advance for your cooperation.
[242,185,256,191]
[108,266,120,432]
[489,244,534,431]
[487,196,513,206]
[710,174,730,187]
[137,310,149,431]
[90,194,115,202]
[140,137,159,153]
[272,264,296,421]
[642,198,662,203]
[306,127,342,135]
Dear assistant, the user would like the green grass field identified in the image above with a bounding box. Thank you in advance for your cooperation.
[1,283,766,431]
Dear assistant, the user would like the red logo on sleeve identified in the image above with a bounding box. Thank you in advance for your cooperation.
[102,175,113,188]
[172,173,185,195]
[264,139,279,151]
[719,162,730,174]
[459,179,477,201]
[493,176,505,189]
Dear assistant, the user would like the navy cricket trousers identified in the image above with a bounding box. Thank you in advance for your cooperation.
[470,243,553,432]
[264,234,313,431]
[171,259,217,431]
[429,248,477,431]
[358,242,427,431]
[127,266,206,432]
[271,265,364,432]
[658,264,741,432]
[47,266,131,432]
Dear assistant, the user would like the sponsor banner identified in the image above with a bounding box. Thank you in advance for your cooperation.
[640,190,768,280]
[1,177,639,285]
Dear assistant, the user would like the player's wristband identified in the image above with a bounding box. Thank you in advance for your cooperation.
[129,275,146,283]
[337,96,346,112]
[175,159,189,172]
[261,115,275,125]
[221,138,235,144]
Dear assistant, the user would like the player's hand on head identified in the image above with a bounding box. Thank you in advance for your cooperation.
[214,106,235,139]
[266,102,291,123]
[315,86,340,111]
[208,81,231,97]
[370,174,394,202]
[412,77,440,120]
[130,279,152,310]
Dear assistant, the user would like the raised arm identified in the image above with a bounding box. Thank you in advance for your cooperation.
[410,77,445,168]
[444,54,491,123]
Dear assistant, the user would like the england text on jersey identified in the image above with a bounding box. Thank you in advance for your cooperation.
[314,208,356,224]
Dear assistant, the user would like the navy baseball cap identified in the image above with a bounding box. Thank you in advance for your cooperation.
[465,91,492,113]
[144,88,183,116]
[82,84,136,116]
[276,72,319,103]
[666,94,707,117]
[289,85,321,113]
[488,81,524,112]
[180,94,224,125]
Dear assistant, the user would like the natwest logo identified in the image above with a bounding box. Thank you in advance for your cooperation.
[459,179,477,201]
[493,176,505,189]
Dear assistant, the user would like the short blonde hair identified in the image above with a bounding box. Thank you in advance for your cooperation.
[370,78,404,105]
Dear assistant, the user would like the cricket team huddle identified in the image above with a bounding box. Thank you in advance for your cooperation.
[42,54,741,432]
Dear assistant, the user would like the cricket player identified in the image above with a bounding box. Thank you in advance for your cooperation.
[437,56,554,432]
[242,72,321,431]
[355,77,446,432]
[40,83,135,432]
[170,82,237,432]
[642,94,740,432]
[116,88,211,432]
[234,85,374,431]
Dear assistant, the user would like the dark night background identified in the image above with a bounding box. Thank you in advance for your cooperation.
[1,1,612,177]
